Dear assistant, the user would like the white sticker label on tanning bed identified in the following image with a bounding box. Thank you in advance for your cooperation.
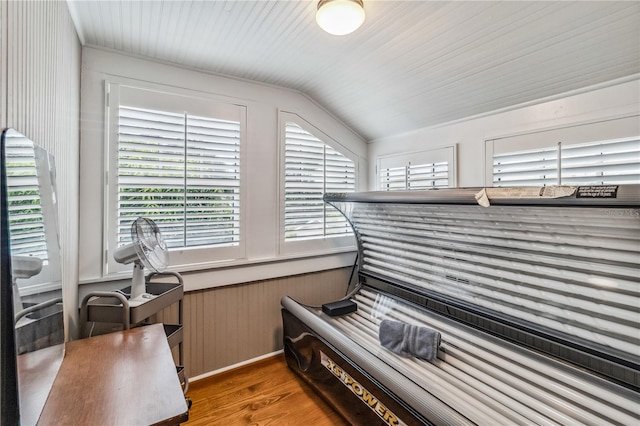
[320,351,407,426]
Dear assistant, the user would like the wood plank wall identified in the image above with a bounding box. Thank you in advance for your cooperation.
[0,0,81,338]
[155,267,352,378]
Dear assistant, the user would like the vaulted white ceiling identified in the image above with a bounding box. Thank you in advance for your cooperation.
[67,1,640,142]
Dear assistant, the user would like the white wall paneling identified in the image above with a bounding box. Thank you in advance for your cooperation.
[0,0,7,129]
[1,1,81,338]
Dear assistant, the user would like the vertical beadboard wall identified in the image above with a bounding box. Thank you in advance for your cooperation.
[0,1,6,127]
[155,267,352,378]
[1,1,81,337]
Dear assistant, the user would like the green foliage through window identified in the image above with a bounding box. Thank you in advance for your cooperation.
[117,106,241,249]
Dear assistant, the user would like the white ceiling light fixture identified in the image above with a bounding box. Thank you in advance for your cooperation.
[316,0,365,36]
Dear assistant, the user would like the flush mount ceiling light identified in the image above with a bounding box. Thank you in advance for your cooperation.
[316,0,365,36]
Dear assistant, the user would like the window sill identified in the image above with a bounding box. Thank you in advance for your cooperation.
[79,248,357,292]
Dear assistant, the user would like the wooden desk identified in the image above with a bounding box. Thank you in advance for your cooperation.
[37,324,188,425]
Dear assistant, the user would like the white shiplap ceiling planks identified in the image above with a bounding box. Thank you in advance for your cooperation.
[67,0,640,142]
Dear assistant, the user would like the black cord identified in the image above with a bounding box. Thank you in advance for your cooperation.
[114,289,130,298]
[300,253,361,310]
[300,282,362,310]
[345,253,359,296]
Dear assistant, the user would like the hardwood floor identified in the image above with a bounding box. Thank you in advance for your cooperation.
[185,354,349,426]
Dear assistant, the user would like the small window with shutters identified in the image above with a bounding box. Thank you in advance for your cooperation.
[492,145,559,187]
[280,113,357,254]
[493,137,640,186]
[488,117,640,187]
[377,146,457,191]
[106,84,246,274]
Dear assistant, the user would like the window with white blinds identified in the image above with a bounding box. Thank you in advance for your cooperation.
[284,121,355,241]
[561,137,640,185]
[493,137,640,187]
[106,84,245,273]
[118,106,241,248]
[377,146,456,191]
[493,145,559,187]
[379,161,449,190]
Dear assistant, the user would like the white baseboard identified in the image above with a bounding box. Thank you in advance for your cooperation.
[188,349,285,382]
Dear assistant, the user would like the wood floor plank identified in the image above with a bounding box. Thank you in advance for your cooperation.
[185,354,349,426]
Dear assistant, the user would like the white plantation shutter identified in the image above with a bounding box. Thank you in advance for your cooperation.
[378,147,455,191]
[325,144,356,236]
[284,124,324,240]
[488,116,640,187]
[493,146,559,187]
[4,135,47,259]
[560,137,640,185]
[492,137,639,187]
[380,161,449,190]
[407,161,449,189]
[118,107,184,246]
[379,165,407,191]
[117,105,241,249]
[185,114,240,247]
[284,122,355,241]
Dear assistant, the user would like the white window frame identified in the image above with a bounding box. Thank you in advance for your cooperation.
[376,145,457,190]
[278,111,358,256]
[104,82,247,276]
[485,115,640,186]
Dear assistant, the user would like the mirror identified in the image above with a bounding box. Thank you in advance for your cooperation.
[1,128,64,424]
[4,128,63,353]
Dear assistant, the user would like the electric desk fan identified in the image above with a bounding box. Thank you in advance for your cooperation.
[113,217,168,300]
